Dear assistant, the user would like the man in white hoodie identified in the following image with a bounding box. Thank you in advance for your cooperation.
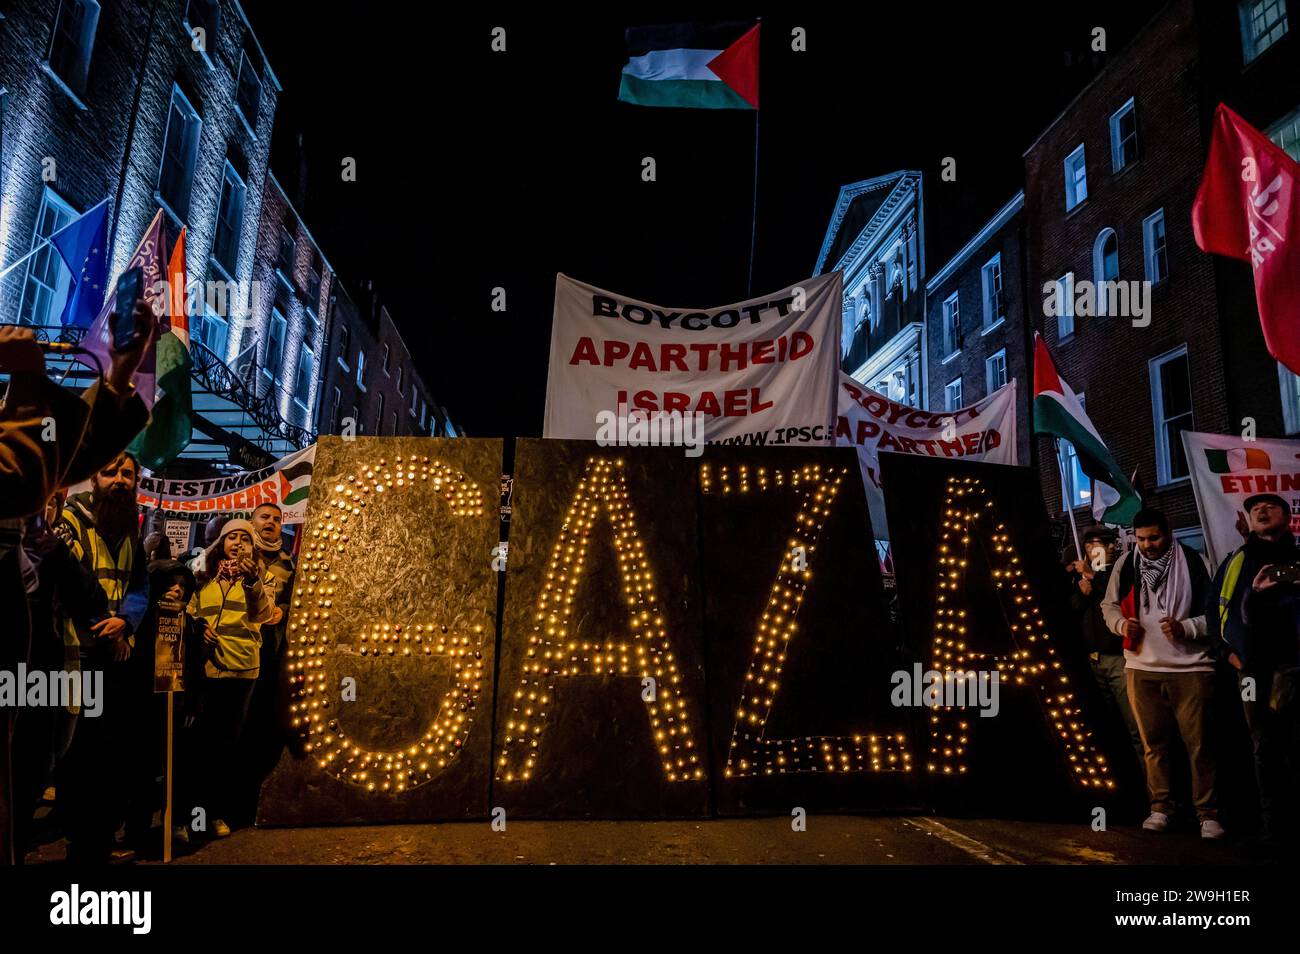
[1102,507,1223,839]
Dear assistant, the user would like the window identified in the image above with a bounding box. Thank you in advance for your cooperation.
[211,162,246,275]
[1150,346,1194,485]
[1240,0,1289,64]
[158,84,202,221]
[942,292,961,355]
[329,386,342,433]
[182,0,220,60]
[1110,98,1139,172]
[235,50,262,131]
[382,343,391,374]
[1055,272,1076,339]
[1060,396,1092,511]
[944,377,963,412]
[395,365,404,395]
[263,308,287,382]
[986,349,1007,393]
[1174,527,1206,556]
[351,404,361,435]
[335,324,351,369]
[410,384,418,415]
[390,410,399,436]
[1279,364,1300,435]
[277,225,295,274]
[46,0,99,99]
[1143,209,1168,284]
[1268,105,1300,162]
[375,392,385,435]
[1093,228,1119,315]
[420,399,428,430]
[356,349,366,391]
[192,306,228,360]
[306,261,321,313]
[981,254,1004,330]
[1064,144,1087,210]
[18,188,77,326]
[294,342,314,408]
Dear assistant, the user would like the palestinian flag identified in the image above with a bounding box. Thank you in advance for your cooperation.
[129,226,193,469]
[618,21,759,110]
[1205,447,1271,473]
[1032,333,1141,525]
[278,451,314,507]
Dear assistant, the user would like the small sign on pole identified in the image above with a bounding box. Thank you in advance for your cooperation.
[154,599,186,862]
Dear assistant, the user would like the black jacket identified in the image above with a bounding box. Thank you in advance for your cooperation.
[1071,565,1120,655]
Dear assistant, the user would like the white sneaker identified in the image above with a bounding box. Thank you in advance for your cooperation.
[1142,811,1169,832]
[212,819,231,838]
[1200,819,1226,840]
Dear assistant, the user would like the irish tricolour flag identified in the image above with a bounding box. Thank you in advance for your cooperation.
[618,21,759,110]
[1033,333,1142,525]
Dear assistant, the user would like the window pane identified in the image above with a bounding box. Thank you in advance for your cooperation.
[1160,354,1192,417]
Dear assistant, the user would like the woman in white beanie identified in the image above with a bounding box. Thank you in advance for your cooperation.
[180,519,275,843]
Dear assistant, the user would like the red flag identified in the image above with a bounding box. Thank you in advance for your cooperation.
[1192,104,1300,375]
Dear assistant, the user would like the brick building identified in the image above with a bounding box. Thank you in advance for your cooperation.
[923,192,1032,465]
[316,280,454,440]
[1024,0,1298,550]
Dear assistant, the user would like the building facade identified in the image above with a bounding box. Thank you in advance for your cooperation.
[923,192,1032,465]
[316,280,452,441]
[1025,0,1298,549]
[815,171,926,405]
[0,0,313,467]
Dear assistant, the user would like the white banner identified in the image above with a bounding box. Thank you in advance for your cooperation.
[836,372,1019,539]
[135,444,317,525]
[544,272,841,445]
[1181,430,1300,568]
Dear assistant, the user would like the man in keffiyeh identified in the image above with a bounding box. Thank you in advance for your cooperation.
[1101,508,1220,839]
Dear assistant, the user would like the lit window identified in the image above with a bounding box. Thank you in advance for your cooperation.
[981,254,1004,329]
[382,343,391,374]
[235,50,262,131]
[18,188,77,326]
[1240,0,1289,64]
[1143,209,1168,284]
[182,0,220,59]
[46,0,100,99]
[1060,394,1092,511]
[355,349,366,391]
[1268,104,1300,162]
[158,84,202,221]
[390,409,398,436]
[212,162,246,275]
[375,392,385,435]
[943,292,961,355]
[1093,229,1119,315]
[263,308,287,382]
[395,365,404,395]
[1056,272,1076,339]
[986,349,1008,393]
[944,377,963,412]
[1064,144,1087,210]
[1109,98,1139,172]
[1150,345,1194,484]
[294,342,314,407]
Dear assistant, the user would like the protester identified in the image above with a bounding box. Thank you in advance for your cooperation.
[1101,507,1222,838]
[232,502,295,826]
[1069,525,1144,769]
[0,312,151,866]
[57,451,149,862]
[1207,492,1300,844]
[12,492,105,862]
[182,520,275,842]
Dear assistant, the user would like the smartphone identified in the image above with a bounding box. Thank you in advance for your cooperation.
[112,266,145,350]
[1268,564,1300,585]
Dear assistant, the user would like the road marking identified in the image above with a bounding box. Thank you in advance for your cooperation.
[904,816,1024,865]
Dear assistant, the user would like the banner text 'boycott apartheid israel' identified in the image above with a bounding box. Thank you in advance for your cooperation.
[1182,430,1300,568]
[543,272,841,445]
[837,372,1018,540]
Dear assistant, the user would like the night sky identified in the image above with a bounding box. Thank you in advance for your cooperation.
[244,3,1165,438]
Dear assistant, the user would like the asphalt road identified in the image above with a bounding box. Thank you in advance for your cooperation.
[24,814,1270,865]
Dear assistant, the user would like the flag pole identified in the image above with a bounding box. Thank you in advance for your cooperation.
[1055,439,1083,559]
[0,239,50,284]
[745,19,761,298]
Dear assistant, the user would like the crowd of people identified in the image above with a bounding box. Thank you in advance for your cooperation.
[1,316,295,864]
[1067,502,1300,847]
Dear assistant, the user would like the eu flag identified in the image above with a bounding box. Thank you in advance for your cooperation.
[49,197,110,327]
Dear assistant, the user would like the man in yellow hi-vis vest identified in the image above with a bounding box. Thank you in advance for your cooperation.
[57,451,149,863]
